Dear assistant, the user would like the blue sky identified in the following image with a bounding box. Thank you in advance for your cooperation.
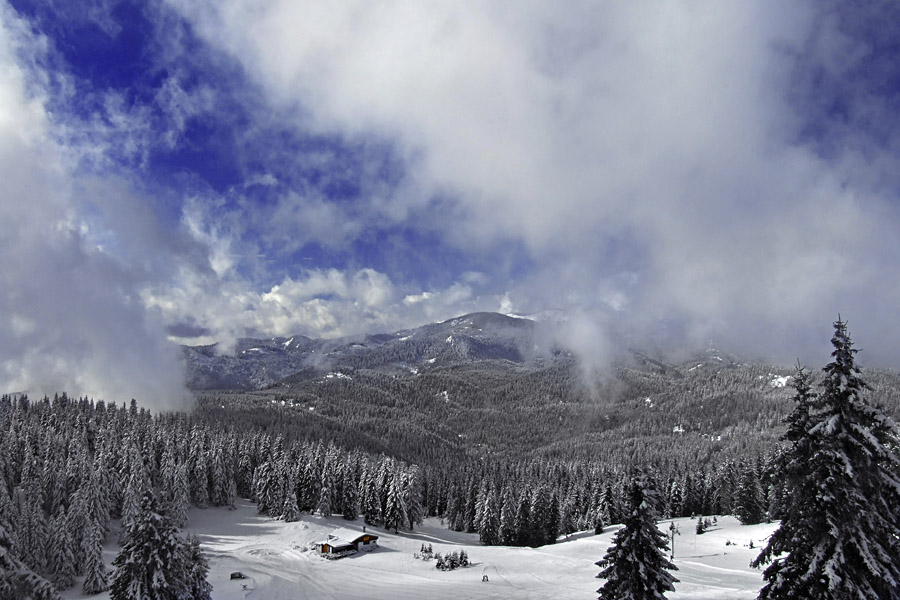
[3,0,900,405]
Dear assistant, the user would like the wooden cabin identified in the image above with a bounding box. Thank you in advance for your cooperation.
[315,528,379,558]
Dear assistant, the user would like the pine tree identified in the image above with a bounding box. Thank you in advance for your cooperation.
[189,426,210,508]
[498,488,518,545]
[476,487,500,546]
[402,468,423,529]
[596,474,678,600]
[363,472,383,526]
[341,467,359,520]
[119,448,149,545]
[316,484,332,517]
[110,490,186,600]
[384,475,408,533]
[282,491,301,523]
[168,463,191,528]
[81,521,108,595]
[753,319,900,599]
[0,522,60,600]
[83,466,110,541]
[47,506,77,590]
[181,535,213,600]
[734,462,765,525]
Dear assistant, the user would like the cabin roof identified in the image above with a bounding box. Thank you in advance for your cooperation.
[320,527,378,545]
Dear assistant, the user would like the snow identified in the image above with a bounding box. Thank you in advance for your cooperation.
[283,337,294,348]
[446,336,453,344]
[768,375,791,388]
[673,425,685,434]
[325,372,352,381]
[59,503,778,600]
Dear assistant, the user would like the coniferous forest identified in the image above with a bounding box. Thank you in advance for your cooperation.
[1,318,899,599]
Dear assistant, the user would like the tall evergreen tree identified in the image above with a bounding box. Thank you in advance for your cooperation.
[82,521,109,595]
[753,319,900,599]
[47,506,77,590]
[383,475,408,534]
[341,467,359,521]
[734,461,765,525]
[596,474,678,600]
[476,487,500,546]
[167,463,191,529]
[0,522,60,600]
[498,488,519,545]
[110,491,187,600]
[282,490,301,523]
[181,535,213,600]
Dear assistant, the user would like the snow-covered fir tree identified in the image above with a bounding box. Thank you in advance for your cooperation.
[596,474,678,600]
[47,506,76,590]
[475,486,500,545]
[167,463,191,528]
[316,484,333,517]
[81,520,108,595]
[383,476,408,533]
[181,535,213,600]
[110,490,206,600]
[753,319,900,600]
[0,522,60,600]
[734,462,765,525]
[342,467,359,520]
[281,490,301,522]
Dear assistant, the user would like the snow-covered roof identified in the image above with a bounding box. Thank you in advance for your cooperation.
[322,527,378,545]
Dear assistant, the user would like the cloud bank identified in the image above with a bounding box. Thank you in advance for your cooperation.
[167,0,900,364]
[0,6,191,408]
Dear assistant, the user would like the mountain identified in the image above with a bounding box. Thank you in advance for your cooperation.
[182,312,547,391]
[183,311,900,466]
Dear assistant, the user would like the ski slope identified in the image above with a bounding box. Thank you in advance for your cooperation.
[60,499,778,600]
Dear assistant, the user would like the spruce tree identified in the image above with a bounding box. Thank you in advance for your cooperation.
[81,521,109,595]
[384,476,408,533]
[402,469,423,529]
[0,522,60,600]
[168,463,191,528]
[753,319,900,599]
[47,506,77,590]
[341,468,359,520]
[476,487,500,546]
[282,491,301,523]
[181,535,213,600]
[316,484,332,517]
[110,490,186,600]
[734,462,765,525]
[596,474,678,600]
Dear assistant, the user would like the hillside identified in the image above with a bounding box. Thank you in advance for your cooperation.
[187,312,900,468]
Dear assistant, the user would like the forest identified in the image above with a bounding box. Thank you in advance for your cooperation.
[3,320,900,598]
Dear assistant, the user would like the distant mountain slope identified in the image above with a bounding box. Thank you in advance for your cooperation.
[185,312,900,465]
[183,312,545,390]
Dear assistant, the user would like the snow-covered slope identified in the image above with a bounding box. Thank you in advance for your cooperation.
[61,500,778,600]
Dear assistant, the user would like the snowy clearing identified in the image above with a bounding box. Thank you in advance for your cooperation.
[59,501,777,600]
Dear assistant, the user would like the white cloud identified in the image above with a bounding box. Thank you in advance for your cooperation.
[0,8,191,408]
[168,0,900,363]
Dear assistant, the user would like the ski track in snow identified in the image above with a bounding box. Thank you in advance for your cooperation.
[59,501,777,600]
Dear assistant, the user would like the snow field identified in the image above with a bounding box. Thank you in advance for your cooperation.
[59,500,778,600]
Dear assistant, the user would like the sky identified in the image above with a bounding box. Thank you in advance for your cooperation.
[2,0,900,407]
